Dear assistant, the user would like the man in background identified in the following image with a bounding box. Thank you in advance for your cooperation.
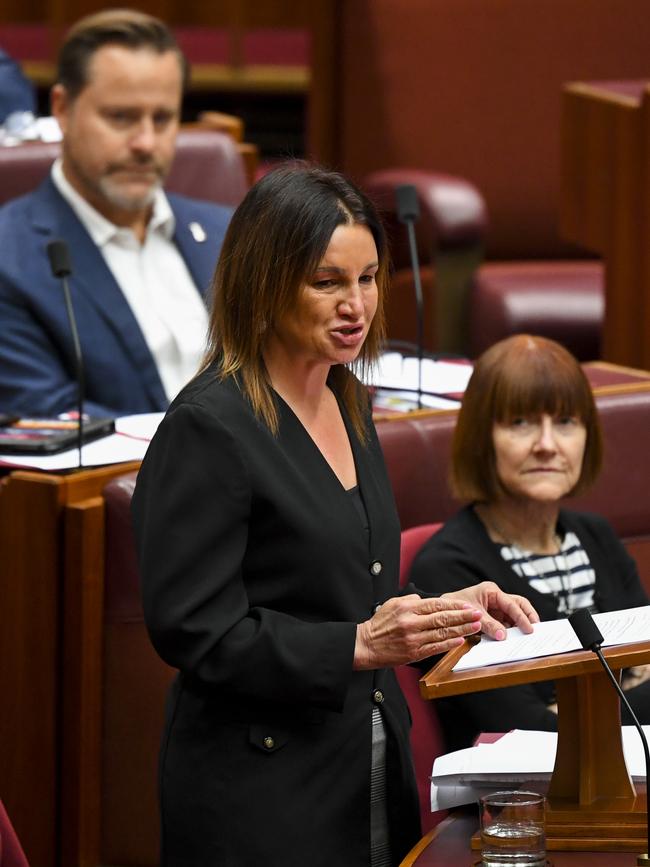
[0,9,232,417]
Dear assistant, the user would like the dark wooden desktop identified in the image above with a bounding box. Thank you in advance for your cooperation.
[401,811,643,866]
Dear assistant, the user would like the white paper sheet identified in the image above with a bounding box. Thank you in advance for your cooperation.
[454,605,650,672]
[0,432,151,471]
[113,412,165,440]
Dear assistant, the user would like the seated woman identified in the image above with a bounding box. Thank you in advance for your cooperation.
[410,334,650,749]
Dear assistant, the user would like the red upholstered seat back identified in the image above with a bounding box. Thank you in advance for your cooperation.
[102,473,175,866]
[376,410,460,530]
[399,523,442,586]
[396,523,447,833]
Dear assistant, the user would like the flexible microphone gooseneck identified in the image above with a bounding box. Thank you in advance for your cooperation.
[569,608,650,865]
[395,184,424,409]
[46,239,84,468]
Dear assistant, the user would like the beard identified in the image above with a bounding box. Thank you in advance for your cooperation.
[97,159,167,212]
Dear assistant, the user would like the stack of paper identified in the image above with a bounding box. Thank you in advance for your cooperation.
[454,605,650,672]
[364,353,473,397]
[430,727,650,811]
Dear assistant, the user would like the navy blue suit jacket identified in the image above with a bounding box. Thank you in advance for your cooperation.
[0,177,231,417]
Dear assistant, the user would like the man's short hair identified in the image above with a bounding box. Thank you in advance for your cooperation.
[56,8,189,99]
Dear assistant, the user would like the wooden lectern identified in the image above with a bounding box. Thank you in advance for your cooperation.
[560,79,650,370]
[420,637,650,852]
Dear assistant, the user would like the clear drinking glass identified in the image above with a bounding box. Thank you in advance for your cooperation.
[479,790,546,866]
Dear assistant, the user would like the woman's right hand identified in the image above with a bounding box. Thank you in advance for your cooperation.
[353,594,482,670]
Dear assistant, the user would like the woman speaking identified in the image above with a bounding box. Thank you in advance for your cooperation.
[132,164,537,866]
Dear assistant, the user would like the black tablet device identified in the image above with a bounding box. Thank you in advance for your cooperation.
[0,417,115,454]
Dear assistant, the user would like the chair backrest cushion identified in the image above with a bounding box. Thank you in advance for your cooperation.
[102,473,175,865]
[400,523,442,587]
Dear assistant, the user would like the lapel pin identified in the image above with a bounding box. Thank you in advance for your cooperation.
[189,222,207,243]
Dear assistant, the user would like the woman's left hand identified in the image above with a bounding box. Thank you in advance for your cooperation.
[441,581,539,640]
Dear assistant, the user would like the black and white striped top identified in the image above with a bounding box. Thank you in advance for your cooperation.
[498,531,597,614]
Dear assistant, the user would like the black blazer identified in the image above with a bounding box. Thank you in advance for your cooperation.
[132,368,421,866]
[410,505,649,748]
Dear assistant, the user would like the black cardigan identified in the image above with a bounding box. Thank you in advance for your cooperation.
[410,505,649,749]
[132,368,420,866]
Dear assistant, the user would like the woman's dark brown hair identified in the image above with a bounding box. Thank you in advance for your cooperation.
[451,334,603,501]
[202,161,389,441]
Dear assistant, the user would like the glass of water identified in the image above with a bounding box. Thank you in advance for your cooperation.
[479,790,546,866]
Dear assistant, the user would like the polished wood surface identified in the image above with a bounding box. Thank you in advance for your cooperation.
[400,812,643,866]
[420,639,650,851]
[0,463,139,867]
[561,80,650,369]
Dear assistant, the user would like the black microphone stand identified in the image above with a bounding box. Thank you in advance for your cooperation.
[395,184,424,409]
[47,240,84,468]
[569,608,650,865]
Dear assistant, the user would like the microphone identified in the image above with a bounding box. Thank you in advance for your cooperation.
[396,184,425,409]
[569,609,650,865]
[46,239,84,468]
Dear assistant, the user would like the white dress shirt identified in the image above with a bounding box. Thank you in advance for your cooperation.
[51,159,209,403]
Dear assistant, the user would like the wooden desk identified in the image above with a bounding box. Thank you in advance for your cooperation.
[0,462,140,867]
[401,812,641,866]
[561,79,650,369]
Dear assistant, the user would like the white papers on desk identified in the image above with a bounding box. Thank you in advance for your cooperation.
[453,605,650,672]
[430,727,650,811]
[113,412,165,440]
[372,389,460,412]
[0,412,164,471]
[364,353,473,395]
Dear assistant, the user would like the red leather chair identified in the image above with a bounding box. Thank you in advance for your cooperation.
[396,522,448,833]
[0,800,29,867]
[468,259,604,361]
